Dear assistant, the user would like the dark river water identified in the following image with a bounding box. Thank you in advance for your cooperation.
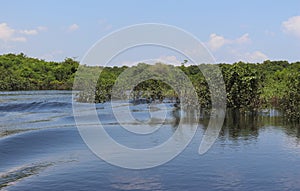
[0,91,300,191]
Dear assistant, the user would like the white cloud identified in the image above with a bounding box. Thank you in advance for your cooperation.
[282,16,300,38]
[207,33,251,51]
[117,56,183,67]
[11,37,27,42]
[157,55,182,66]
[244,51,268,63]
[18,26,47,36]
[227,49,268,63]
[236,33,250,44]
[0,22,27,42]
[207,33,229,51]
[118,61,136,66]
[0,23,47,48]
[68,24,79,32]
[19,26,48,36]
[0,23,15,41]
[20,29,38,35]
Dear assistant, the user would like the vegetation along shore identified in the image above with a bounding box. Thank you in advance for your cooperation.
[0,53,299,121]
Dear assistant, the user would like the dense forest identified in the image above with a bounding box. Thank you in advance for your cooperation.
[0,53,78,90]
[0,53,299,120]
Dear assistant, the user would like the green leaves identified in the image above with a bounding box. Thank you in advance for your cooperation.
[1,53,300,121]
[221,62,261,111]
[280,72,300,121]
[0,53,79,90]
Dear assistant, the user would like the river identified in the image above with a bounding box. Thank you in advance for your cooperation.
[0,91,300,191]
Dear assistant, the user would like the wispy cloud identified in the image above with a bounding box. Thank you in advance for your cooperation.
[20,29,38,35]
[0,23,27,42]
[0,23,15,41]
[243,51,268,63]
[207,34,229,51]
[11,37,27,42]
[117,56,184,67]
[226,49,268,63]
[205,33,267,63]
[40,50,63,60]
[282,16,300,38]
[98,19,113,31]
[19,26,47,36]
[157,55,182,66]
[0,23,47,43]
[67,24,79,32]
[235,33,250,44]
[207,33,251,51]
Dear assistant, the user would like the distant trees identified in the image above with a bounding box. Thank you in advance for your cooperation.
[280,72,300,120]
[0,53,79,90]
[221,62,261,111]
[0,53,299,120]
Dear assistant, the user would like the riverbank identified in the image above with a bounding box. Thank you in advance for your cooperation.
[1,53,299,120]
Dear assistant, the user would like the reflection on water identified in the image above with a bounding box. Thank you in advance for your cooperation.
[0,91,300,190]
[219,110,300,144]
[0,162,54,189]
[171,108,300,145]
[110,172,162,191]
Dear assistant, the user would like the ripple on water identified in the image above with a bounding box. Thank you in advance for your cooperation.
[0,162,54,189]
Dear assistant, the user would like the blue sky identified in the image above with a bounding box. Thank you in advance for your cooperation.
[0,0,300,64]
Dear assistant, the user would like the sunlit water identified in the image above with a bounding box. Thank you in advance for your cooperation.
[0,91,300,191]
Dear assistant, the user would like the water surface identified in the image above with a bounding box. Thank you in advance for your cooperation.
[0,91,300,191]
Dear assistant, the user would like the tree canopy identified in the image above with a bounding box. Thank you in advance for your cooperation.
[0,53,299,121]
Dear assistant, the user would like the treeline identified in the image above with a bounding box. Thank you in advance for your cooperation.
[76,61,300,120]
[0,53,299,120]
[0,53,78,90]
